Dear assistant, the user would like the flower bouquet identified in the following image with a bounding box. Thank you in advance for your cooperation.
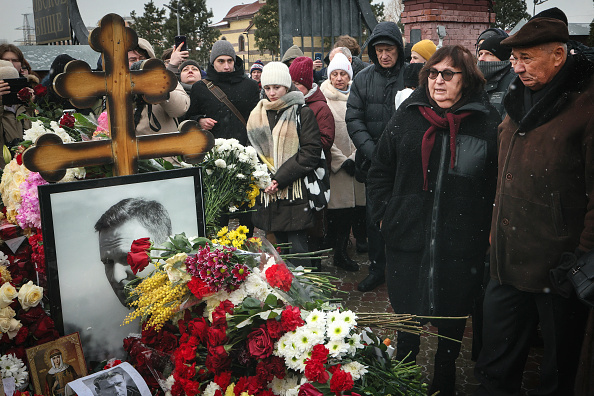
[122,229,428,396]
[0,353,29,391]
[199,138,271,234]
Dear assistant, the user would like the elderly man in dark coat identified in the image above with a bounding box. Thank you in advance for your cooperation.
[346,21,405,292]
[474,16,594,396]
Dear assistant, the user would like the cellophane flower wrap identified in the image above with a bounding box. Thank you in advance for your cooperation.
[123,229,427,396]
[200,138,271,233]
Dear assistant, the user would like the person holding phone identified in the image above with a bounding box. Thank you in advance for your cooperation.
[0,44,34,153]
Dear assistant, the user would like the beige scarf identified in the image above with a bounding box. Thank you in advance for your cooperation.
[247,91,305,205]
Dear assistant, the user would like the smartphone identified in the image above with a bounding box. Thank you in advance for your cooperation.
[314,52,322,61]
[174,35,188,52]
[2,77,29,106]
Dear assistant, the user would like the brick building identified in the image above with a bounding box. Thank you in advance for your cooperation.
[401,0,496,51]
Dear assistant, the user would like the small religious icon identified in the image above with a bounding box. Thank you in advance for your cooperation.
[26,333,88,396]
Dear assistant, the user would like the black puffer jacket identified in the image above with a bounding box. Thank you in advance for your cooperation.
[346,22,405,182]
[186,56,260,145]
[367,87,500,315]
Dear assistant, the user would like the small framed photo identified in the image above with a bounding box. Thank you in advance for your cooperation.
[26,333,88,396]
[66,362,150,396]
[39,168,205,365]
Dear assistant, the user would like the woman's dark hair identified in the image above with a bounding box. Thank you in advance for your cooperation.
[0,44,25,64]
[419,45,486,97]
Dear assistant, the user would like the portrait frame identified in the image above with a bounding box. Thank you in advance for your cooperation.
[39,168,205,365]
[26,332,88,396]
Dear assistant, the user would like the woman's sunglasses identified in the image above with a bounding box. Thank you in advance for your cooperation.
[427,69,462,81]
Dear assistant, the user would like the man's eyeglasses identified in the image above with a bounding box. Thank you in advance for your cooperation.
[427,69,462,81]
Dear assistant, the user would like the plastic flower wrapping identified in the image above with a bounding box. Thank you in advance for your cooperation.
[123,229,427,396]
[200,138,271,233]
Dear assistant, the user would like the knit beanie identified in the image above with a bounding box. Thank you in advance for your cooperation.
[479,36,512,61]
[210,40,236,64]
[250,60,264,74]
[179,59,200,72]
[288,56,313,90]
[411,40,437,62]
[327,53,353,80]
[260,62,292,89]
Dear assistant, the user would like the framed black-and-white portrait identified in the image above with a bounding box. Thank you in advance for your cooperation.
[39,168,205,366]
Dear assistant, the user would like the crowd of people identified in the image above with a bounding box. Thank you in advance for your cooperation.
[1,5,594,395]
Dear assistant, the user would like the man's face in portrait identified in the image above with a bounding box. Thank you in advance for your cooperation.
[98,219,155,306]
[96,374,127,396]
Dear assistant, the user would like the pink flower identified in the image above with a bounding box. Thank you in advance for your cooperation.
[16,172,48,229]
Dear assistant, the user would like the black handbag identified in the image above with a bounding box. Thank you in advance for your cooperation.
[569,249,594,307]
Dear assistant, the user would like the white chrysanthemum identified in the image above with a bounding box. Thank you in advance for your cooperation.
[342,361,368,380]
[0,354,28,387]
[285,352,308,372]
[307,327,326,346]
[0,252,9,266]
[346,333,365,355]
[305,309,326,330]
[325,339,349,358]
[269,374,300,396]
[327,310,341,324]
[338,310,357,328]
[293,326,317,353]
[214,159,227,168]
[243,270,270,301]
[327,319,350,341]
[203,381,222,396]
[228,283,248,306]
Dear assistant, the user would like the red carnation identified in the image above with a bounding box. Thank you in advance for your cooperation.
[206,345,231,374]
[214,371,232,390]
[281,306,304,332]
[127,251,150,275]
[266,318,284,339]
[187,278,212,299]
[59,113,75,128]
[310,344,329,363]
[33,84,47,98]
[247,326,273,359]
[208,327,228,347]
[329,369,354,393]
[298,383,324,396]
[187,317,209,343]
[265,263,293,292]
[304,361,329,384]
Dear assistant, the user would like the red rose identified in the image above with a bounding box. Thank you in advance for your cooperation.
[127,251,150,275]
[33,315,55,338]
[281,306,304,332]
[298,383,324,396]
[176,343,196,362]
[211,301,233,328]
[157,330,178,353]
[247,326,273,359]
[33,84,47,98]
[207,327,228,347]
[266,319,284,339]
[18,305,45,325]
[304,361,329,384]
[187,278,212,300]
[329,369,354,393]
[205,345,230,374]
[59,113,75,128]
[131,237,151,252]
[17,87,32,102]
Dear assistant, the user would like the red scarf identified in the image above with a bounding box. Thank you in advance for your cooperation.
[418,106,472,191]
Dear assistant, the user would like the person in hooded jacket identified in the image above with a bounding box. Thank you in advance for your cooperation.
[346,21,405,292]
[477,36,516,120]
[367,45,500,395]
[186,40,260,146]
[247,62,322,266]
[281,45,305,67]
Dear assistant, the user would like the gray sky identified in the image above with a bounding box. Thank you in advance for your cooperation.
[0,0,592,46]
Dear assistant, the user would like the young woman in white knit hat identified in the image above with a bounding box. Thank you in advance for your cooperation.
[246,62,323,267]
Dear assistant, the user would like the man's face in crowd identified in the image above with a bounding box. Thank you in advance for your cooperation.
[213,55,235,72]
[511,43,565,91]
[251,69,262,82]
[96,374,127,396]
[478,50,500,62]
[375,44,398,69]
[99,219,155,306]
[127,50,146,68]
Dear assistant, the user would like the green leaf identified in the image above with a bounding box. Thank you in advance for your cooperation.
[242,297,261,309]
[264,294,278,307]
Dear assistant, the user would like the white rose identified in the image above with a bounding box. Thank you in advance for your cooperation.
[163,253,191,283]
[18,281,43,310]
[0,306,16,319]
[0,282,18,308]
[6,318,21,339]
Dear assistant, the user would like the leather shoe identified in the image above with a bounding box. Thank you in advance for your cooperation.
[356,241,368,253]
[334,257,359,272]
[357,273,385,292]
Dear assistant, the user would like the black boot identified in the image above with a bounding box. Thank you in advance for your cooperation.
[333,229,359,272]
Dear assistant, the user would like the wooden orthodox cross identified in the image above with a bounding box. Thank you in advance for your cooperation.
[23,13,214,182]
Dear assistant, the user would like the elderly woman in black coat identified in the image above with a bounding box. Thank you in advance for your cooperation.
[367,45,500,395]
